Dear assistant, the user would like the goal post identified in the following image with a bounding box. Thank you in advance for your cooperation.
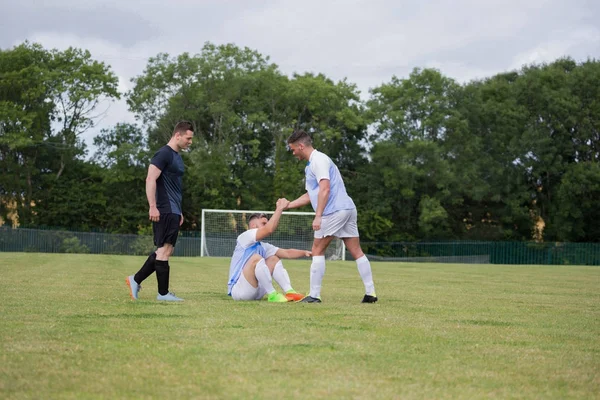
[200,209,346,261]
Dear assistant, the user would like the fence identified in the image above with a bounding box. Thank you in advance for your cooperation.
[360,241,600,265]
[0,227,203,257]
[1,227,599,265]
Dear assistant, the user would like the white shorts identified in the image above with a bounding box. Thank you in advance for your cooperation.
[231,270,267,301]
[315,208,359,239]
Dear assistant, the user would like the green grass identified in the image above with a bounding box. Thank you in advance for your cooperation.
[1,253,599,399]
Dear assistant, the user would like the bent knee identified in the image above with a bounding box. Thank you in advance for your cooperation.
[246,253,264,267]
[265,255,281,267]
[156,245,174,259]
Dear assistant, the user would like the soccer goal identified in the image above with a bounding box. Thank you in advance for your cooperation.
[200,209,346,260]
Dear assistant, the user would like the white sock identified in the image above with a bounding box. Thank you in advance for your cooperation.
[356,255,375,295]
[309,255,326,298]
[272,261,293,293]
[255,259,275,294]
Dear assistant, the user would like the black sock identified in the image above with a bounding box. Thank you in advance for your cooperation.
[134,252,157,284]
[155,260,170,296]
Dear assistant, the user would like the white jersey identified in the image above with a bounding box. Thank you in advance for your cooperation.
[227,229,279,295]
[305,150,355,216]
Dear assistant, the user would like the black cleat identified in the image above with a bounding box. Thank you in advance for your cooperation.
[361,294,378,303]
[299,295,322,303]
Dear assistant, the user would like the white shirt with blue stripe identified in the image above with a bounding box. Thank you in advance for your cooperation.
[305,149,355,215]
[227,229,279,295]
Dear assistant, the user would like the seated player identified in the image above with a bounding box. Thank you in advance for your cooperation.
[227,199,311,302]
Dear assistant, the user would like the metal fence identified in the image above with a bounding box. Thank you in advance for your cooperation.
[0,227,202,257]
[1,226,599,265]
[360,241,600,265]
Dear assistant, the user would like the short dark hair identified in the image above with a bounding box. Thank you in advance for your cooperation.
[173,120,193,136]
[287,130,312,146]
[247,213,268,224]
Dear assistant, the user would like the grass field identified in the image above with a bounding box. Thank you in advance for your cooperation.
[0,253,599,399]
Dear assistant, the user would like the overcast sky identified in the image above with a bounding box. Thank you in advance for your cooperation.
[2,0,599,149]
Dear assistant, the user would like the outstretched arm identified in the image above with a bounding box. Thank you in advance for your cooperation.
[275,248,312,259]
[255,198,290,241]
[286,193,311,210]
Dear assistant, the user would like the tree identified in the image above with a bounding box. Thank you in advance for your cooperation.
[128,43,280,225]
[33,161,107,230]
[551,162,600,242]
[0,42,119,226]
[366,68,464,240]
[52,46,121,178]
[0,43,54,225]
[455,73,533,241]
[285,73,368,194]
[128,42,369,228]
[519,59,600,241]
[91,123,149,233]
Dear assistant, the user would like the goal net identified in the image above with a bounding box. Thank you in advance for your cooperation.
[201,209,345,260]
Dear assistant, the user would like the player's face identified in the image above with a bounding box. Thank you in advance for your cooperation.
[249,217,269,229]
[288,142,305,160]
[257,217,268,227]
[177,130,194,150]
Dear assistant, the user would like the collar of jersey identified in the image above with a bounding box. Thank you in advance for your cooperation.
[307,149,318,166]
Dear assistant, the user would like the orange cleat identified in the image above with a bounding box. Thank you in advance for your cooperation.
[285,291,305,302]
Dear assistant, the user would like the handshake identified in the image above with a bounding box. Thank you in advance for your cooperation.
[276,198,290,211]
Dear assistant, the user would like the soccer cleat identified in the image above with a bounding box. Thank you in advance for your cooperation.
[267,292,289,303]
[361,294,378,303]
[285,290,305,302]
[157,292,184,302]
[299,295,322,303]
[126,276,141,300]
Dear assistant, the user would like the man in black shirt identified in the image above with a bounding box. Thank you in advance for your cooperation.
[126,121,194,301]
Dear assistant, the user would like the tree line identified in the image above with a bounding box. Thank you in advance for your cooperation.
[1,42,598,243]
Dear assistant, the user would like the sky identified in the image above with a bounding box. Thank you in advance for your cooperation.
[2,0,599,150]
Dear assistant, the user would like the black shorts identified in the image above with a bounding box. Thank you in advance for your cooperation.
[153,213,180,247]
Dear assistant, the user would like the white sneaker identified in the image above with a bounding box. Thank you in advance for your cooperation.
[157,292,184,302]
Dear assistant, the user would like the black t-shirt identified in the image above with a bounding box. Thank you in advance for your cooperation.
[151,145,184,215]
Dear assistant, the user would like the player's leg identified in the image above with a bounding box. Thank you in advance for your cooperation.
[231,272,261,301]
[265,255,289,291]
[133,252,157,282]
[343,237,376,302]
[126,250,156,300]
[300,210,350,303]
[126,218,164,300]
[299,236,335,303]
[231,256,261,301]
[155,243,174,298]
[241,253,262,288]
[340,209,377,303]
[155,214,183,302]
[241,254,287,302]
[266,255,304,301]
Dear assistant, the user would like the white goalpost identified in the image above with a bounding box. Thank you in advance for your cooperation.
[200,209,346,260]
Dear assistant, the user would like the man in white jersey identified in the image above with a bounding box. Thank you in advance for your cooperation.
[227,198,310,302]
[285,130,377,303]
